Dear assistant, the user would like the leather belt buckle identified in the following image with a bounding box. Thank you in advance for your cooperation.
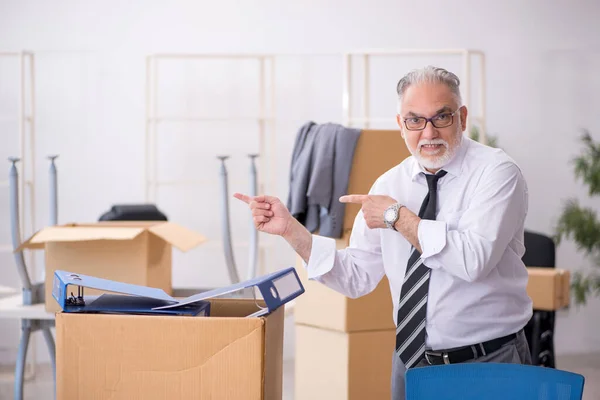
[425,351,450,365]
[424,351,439,365]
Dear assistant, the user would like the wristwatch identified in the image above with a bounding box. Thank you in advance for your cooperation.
[383,203,404,231]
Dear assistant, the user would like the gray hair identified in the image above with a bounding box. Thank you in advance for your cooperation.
[396,66,462,112]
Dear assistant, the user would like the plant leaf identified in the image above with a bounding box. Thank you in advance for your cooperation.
[572,131,600,196]
[554,199,600,255]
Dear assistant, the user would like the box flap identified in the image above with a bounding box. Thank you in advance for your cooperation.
[82,221,162,228]
[16,221,207,253]
[16,226,146,252]
[148,222,207,252]
[263,307,284,399]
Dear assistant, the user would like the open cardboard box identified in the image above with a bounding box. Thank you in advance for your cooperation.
[56,298,284,400]
[17,221,207,312]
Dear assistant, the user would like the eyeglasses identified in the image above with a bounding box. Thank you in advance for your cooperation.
[402,110,458,131]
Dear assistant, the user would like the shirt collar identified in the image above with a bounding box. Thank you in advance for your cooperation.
[410,134,470,181]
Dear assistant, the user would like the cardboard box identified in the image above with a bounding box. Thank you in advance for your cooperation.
[526,267,571,311]
[17,221,206,312]
[342,129,411,231]
[294,233,395,332]
[295,324,395,400]
[56,298,284,400]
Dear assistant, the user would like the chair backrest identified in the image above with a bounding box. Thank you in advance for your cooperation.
[522,230,556,268]
[405,363,584,400]
[98,204,168,221]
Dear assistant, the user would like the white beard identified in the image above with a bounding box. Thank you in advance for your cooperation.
[406,131,463,170]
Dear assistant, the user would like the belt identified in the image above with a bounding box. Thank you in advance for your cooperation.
[424,331,519,365]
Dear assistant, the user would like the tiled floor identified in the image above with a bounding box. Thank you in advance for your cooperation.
[1,354,598,399]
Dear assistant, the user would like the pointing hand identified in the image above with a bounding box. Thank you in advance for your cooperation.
[339,194,398,229]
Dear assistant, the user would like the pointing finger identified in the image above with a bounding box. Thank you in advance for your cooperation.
[233,193,252,204]
[339,194,370,204]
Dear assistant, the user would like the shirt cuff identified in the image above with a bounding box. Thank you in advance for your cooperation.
[417,219,447,260]
[304,234,337,280]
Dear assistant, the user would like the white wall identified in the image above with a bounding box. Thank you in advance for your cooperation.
[1,0,599,366]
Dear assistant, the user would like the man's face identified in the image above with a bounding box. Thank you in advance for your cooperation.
[396,82,468,172]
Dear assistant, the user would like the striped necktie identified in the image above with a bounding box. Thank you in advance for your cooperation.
[395,169,447,369]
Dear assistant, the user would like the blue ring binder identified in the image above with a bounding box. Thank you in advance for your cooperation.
[53,266,305,318]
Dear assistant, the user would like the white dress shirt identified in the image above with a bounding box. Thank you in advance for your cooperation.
[304,135,533,351]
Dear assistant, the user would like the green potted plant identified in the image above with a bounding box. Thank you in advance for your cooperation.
[554,130,600,305]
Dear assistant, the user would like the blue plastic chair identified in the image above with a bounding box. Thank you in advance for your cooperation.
[405,363,585,400]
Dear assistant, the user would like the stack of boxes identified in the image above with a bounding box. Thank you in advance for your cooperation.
[294,245,397,399]
[293,130,411,400]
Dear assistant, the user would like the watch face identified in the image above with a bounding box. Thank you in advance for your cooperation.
[384,209,395,222]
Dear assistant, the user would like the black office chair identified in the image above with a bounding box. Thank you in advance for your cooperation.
[522,230,556,368]
[98,204,168,221]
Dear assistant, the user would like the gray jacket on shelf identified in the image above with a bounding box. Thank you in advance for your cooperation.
[286,121,362,238]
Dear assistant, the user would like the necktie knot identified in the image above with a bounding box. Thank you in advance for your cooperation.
[425,170,447,191]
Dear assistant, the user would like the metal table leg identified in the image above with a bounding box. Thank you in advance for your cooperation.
[42,325,56,385]
[13,323,31,400]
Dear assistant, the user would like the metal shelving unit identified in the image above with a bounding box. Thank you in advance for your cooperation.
[144,53,278,281]
[145,53,277,203]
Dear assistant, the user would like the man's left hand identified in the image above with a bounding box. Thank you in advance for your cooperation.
[339,194,398,229]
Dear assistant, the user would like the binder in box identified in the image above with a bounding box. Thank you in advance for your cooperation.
[52,266,304,317]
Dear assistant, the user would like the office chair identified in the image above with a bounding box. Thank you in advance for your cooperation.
[405,363,584,400]
[522,230,557,368]
[98,204,168,221]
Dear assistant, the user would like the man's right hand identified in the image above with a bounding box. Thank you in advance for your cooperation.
[233,193,293,237]
[233,192,313,262]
